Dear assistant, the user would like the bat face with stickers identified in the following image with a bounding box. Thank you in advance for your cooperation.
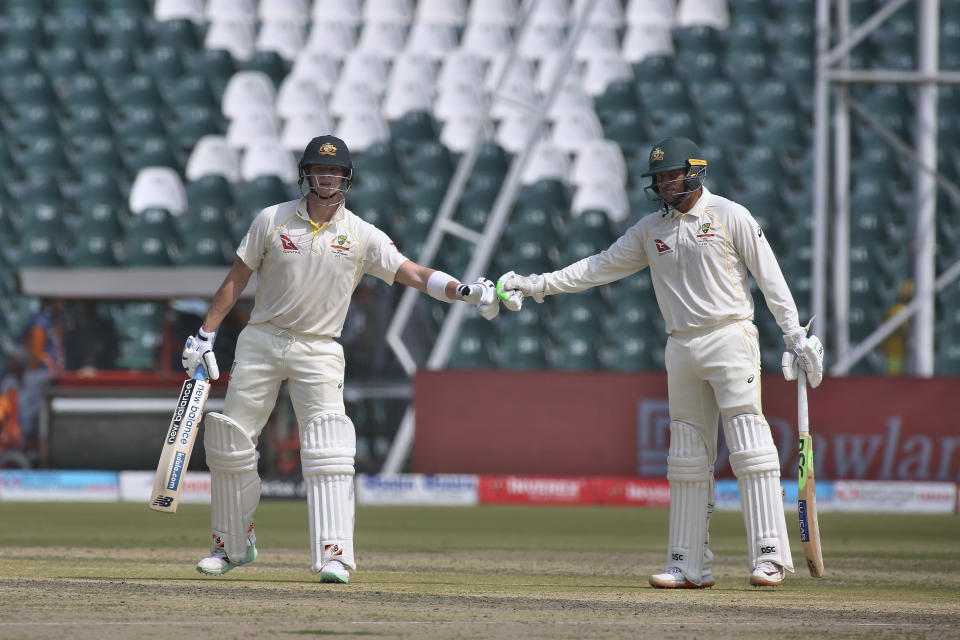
[797,368,825,577]
[149,365,210,513]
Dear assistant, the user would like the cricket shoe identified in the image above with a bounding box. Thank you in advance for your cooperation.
[319,560,350,584]
[750,561,785,586]
[196,544,258,576]
[649,566,715,589]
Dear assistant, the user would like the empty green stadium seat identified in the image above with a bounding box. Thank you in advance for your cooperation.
[136,45,184,82]
[69,232,120,267]
[123,136,182,175]
[123,235,175,266]
[497,328,547,370]
[549,336,601,371]
[599,336,655,371]
[239,51,290,87]
[176,233,232,267]
[149,18,201,49]
[562,209,616,245]
[448,318,497,370]
[18,233,66,267]
[234,176,293,221]
[187,174,235,209]
[127,206,180,244]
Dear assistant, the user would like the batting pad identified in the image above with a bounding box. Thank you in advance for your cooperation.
[724,414,795,572]
[301,412,357,572]
[205,412,260,564]
[665,421,712,584]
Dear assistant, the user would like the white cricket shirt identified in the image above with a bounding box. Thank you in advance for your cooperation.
[237,197,408,337]
[543,187,801,336]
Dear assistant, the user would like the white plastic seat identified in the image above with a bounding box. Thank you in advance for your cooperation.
[226,109,282,149]
[625,0,675,27]
[518,24,566,62]
[536,53,583,94]
[405,22,458,60]
[328,81,382,119]
[434,84,489,122]
[389,54,437,94]
[290,50,340,94]
[155,0,205,22]
[621,25,674,63]
[437,52,486,95]
[416,0,467,26]
[571,139,627,189]
[186,135,241,182]
[256,20,307,61]
[383,79,434,121]
[572,182,629,222]
[338,51,390,95]
[206,0,256,24]
[675,0,730,29]
[469,0,519,26]
[583,54,633,96]
[572,0,625,27]
[241,137,299,182]
[550,108,603,154]
[305,21,357,58]
[520,140,569,185]
[221,71,278,119]
[461,23,513,61]
[129,167,188,216]
[312,0,361,25]
[495,112,541,154]
[486,54,534,92]
[440,112,491,154]
[276,75,328,120]
[258,0,310,23]
[205,19,256,60]
[547,84,594,122]
[355,21,407,57]
[363,0,414,25]
[334,109,390,153]
[574,24,620,61]
[528,0,569,26]
[281,112,334,153]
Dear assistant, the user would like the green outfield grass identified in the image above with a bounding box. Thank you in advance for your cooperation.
[1,502,958,640]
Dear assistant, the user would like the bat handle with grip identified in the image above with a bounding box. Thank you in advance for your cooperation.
[194,363,208,382]
[797,370,809,436]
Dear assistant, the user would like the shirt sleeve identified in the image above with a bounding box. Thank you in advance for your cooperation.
[236,208,272,270]
[730,205,801,335]
[364,226,408,285]
[543,221,650,295]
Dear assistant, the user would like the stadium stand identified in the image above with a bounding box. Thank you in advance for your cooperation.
[0,0,954,389]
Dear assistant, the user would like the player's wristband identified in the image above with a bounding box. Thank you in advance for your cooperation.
[426,271,457,303]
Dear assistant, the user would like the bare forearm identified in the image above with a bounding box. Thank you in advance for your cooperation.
[201,259,253,333]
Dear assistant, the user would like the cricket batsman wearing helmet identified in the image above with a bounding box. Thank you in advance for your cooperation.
[498,137,824,587]
[182,135,500,583]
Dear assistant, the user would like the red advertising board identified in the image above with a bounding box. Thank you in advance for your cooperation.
[414,370,960,482]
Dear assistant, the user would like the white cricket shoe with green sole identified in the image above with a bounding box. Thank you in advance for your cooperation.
[319,560,350,584]
[196,544,258,575]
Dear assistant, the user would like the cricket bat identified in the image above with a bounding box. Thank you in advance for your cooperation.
[149,365,211,513]
[797,369,825,577]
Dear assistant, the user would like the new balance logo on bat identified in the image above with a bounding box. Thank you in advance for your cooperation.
[152,496,174,508]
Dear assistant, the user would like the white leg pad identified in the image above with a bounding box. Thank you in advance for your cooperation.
[665,421,711,585]
[301,412,356,573]
[724,414,794,572]
[205,412,260,564]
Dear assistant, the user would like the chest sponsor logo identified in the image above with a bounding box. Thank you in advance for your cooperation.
[279,234,301,253]
[654,238,673,255]
[330,233,353,258]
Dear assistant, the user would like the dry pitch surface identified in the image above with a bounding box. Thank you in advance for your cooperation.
[0,502,958,640]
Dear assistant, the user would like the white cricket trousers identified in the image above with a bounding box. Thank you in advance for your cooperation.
[665,320,763,460]
[222,322,347,439]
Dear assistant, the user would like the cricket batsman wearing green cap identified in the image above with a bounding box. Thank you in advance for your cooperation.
[498,137,824,588]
